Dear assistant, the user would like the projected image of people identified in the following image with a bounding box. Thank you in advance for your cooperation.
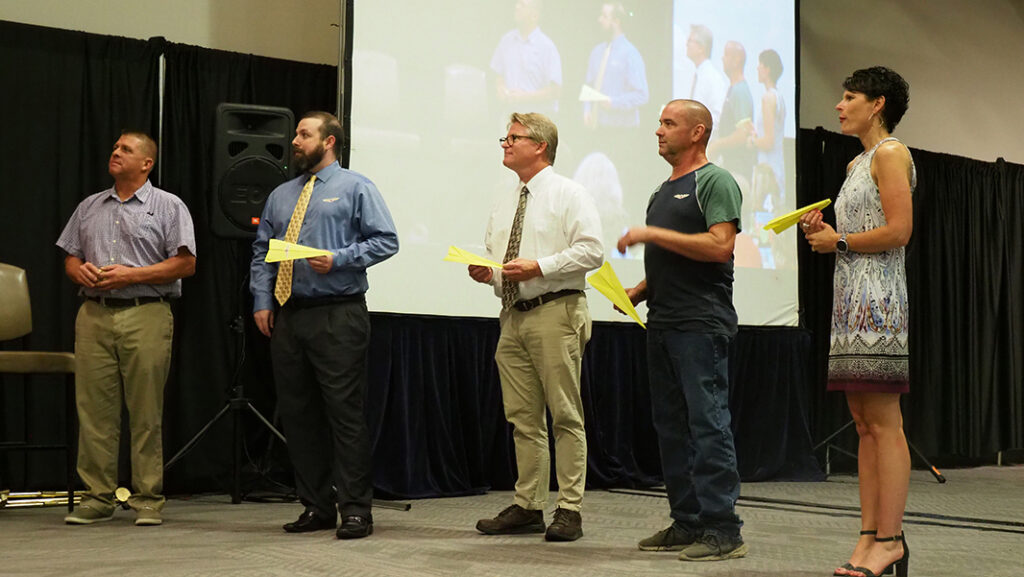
[707,40,755,185]
[582,2,649,129]
[491,0,562,115]
[352,0,800,324]
[749,49,786,204]
[683,25,728,126]
[673,0,796,276]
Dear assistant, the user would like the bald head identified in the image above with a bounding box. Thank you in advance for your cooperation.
[723,41,746,78]
[666,99,713,144]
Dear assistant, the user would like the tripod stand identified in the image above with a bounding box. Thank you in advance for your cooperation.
[165,269,287,503]
[814,419,946,483]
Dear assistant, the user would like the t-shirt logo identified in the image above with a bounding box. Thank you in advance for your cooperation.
[674,194,690,200]
[322,197,340,203]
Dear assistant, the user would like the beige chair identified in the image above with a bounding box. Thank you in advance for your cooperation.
[0,263,76,511]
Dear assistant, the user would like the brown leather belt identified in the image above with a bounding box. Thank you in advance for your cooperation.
[512,289,583,312]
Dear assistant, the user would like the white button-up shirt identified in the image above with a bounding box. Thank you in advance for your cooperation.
[484,166,604,301]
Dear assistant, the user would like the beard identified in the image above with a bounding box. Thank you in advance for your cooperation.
[293,142,326,174]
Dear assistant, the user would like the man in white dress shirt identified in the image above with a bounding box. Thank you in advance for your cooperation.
[686,24,728,126]
[469,112,603,542]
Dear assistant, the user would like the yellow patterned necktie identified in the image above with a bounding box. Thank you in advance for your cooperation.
[274,174,317,306]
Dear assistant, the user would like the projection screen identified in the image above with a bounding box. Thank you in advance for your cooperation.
[351,0,798,325]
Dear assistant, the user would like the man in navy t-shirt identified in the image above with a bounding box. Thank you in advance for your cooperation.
[618,99,747,562]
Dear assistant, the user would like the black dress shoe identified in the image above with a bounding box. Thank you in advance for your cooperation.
[336,515,373,539]
[283,510,336,533]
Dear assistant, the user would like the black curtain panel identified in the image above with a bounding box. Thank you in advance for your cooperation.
[158,42,339,492]
[0,21,160,489]
[797,128,1024,464]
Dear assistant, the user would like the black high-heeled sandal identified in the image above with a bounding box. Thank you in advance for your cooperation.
[834,530,884,576]
[850,533,909,577]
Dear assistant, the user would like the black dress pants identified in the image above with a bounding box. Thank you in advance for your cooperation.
[271,299,373,518]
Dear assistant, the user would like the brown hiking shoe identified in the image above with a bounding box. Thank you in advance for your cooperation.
[476,504,545,535]
[544,508,583,542]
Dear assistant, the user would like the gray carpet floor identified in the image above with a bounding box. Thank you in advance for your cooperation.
[2,466,1021,576]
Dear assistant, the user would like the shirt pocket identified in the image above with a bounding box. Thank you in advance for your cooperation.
[121,209,162,243]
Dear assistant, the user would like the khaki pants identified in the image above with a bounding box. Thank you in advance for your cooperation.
[74,300,173,513]
[495,294,591,512]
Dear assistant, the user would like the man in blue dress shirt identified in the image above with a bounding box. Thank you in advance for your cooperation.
[583,2,649,128]
[250,111,398,540]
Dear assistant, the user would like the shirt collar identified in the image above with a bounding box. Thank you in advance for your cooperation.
[520,165,553,192]
[104,179,152,204]
[309,160,341,184]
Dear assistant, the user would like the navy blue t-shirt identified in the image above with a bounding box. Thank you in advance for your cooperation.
[644,163,742,335]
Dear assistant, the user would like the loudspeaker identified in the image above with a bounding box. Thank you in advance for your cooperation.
[211,103,295,239]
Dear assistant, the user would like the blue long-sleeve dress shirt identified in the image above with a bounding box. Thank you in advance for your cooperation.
[250,161,399,311]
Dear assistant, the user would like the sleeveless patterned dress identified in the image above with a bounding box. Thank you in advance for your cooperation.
[827,137,915,393]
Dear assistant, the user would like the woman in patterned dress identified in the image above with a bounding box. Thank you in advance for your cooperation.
[800,67,914,577]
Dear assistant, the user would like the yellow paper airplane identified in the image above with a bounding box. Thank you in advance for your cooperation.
[265,238,333,263]
[587,262,646,329]
[443,246,503,268]
[762,199,832,234]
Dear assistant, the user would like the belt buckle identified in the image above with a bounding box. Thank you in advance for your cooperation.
[513,300,530,312]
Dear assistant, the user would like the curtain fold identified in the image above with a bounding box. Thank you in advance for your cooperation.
[158,42,339,492]
[0,21,160,489]
[798,128,1024,463]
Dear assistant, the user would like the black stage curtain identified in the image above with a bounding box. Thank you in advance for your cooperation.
[0,21,161,489]
[366,316,820,498]
[798,128,1024,462]
[158,42,338,492]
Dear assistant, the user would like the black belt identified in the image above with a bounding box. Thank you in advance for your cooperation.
[512,289,583,312]
[284,294,366,309]
[86,296,167,308]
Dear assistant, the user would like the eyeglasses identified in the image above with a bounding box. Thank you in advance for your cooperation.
[499,134,536,145]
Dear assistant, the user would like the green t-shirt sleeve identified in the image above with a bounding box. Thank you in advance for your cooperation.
[696,165,743,233]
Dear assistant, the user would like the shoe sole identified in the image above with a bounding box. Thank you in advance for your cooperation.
[545,529,583,542]
[337,524,373,539]
[679,543,749,562]
[639,544,689,551]
[135,518,163,526]
[283,524,336,533]
[475,522,546,535]
[65,514,114,525]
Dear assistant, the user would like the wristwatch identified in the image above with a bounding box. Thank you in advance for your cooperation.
[836,234,849,254]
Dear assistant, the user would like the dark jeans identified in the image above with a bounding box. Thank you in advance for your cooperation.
[647,328,742,539]
[271,300,373,519]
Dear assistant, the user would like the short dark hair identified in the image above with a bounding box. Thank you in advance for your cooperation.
[301,111,344,157]
[759,49,783,84]
[121,130,157,161]
[842,66,910,133]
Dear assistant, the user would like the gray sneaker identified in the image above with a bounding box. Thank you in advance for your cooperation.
[135,506,163,526]
[638,525,700,551]
[678,533,748,561]
[65,505,114,525]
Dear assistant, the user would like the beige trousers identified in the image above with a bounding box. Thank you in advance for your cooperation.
[495,294,591,512]
[74,300,173,513]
